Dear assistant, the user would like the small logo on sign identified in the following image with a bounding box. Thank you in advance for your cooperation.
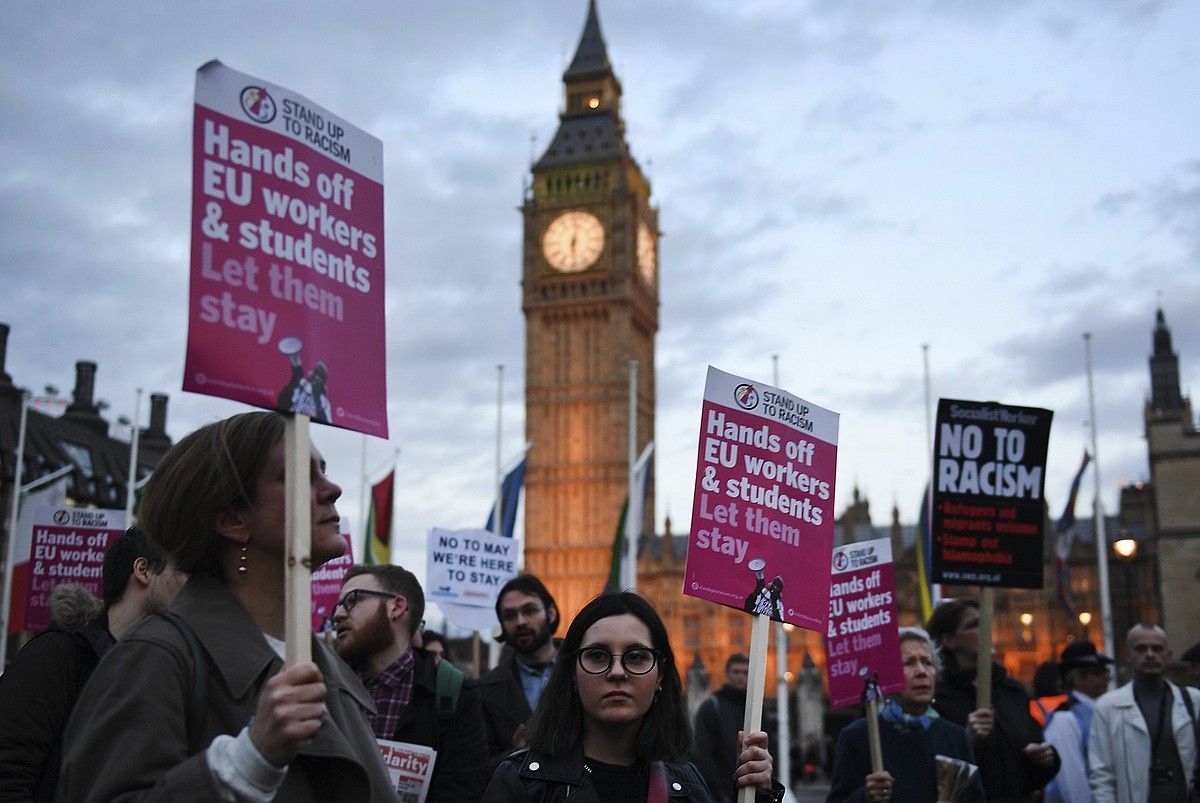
[733,383,759,410]
[832,551,849,571]
[240,86,276,123]
[53,509,70,525]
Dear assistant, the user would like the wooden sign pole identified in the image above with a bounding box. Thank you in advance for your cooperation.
[285,414,313,665]
[863,674,884,773]
[975,586,995,710]
[738,613,771,803]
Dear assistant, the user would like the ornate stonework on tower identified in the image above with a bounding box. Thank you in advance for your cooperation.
[1144,307,1200,639]
[522,1,658,623]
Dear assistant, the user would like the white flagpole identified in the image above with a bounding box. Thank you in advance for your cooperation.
[923,344,941,607]
[772,355,791,788]
[623,360,638,591]
[0,392,31,671]
[124,388,142,522]
[358,434,368,562]
[1084,333,1115,664]
[495,364,504,537]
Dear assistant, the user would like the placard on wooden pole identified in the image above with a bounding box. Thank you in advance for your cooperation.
[285,414,313,665]
[738,612,771,803]
[975,587,995,709]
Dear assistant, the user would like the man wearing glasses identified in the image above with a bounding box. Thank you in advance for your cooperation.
[333,564,488,801]
[1042,641,1113,803]
[1090,624,1200,803]
[474,574,561,771]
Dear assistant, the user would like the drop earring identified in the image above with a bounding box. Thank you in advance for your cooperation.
[237,545,248,575]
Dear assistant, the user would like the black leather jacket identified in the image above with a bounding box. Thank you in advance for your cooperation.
[482,745,715,802]
[483,745,784,802]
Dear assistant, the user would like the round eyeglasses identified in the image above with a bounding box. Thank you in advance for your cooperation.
[334,588,394,613]
[576,647,660,675]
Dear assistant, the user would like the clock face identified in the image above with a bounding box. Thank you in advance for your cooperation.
[636,223,656,284]
[542,210,605,272]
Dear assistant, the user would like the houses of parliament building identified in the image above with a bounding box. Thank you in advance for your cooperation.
[519,1,1199,716]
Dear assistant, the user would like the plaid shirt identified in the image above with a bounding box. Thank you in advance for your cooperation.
[356,648,416,739]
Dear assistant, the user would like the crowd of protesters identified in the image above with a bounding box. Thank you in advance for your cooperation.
[826,600,1199,803]
[0,412,784,802]
[0,410,1197,802]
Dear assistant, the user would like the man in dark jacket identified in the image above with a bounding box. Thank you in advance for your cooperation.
[474,574,562,771]
[692,653,751,803]
[334,563,488,801]
[928,598,1060,802]
[0,527,182,802]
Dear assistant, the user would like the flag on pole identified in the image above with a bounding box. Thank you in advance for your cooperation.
[485,449,529,538]
[914,484,934,623]
[364,471,394,566]
[606,443,654,592]
[1053,451,1092,615]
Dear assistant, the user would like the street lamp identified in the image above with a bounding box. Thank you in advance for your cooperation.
[1078,610,1092,639]
[1112,536,1140,631]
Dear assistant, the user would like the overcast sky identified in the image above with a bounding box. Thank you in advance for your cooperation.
[3,1,1197,596]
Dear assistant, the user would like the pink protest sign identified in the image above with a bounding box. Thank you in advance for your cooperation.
[824,537,905,709]
[24,506,127,631]
[311,533,354,633]
[684,366,839,632]
[185,61,387,438]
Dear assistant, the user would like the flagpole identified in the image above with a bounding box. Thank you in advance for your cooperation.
[922,344,941,607]
[384,449,400,565]
[1084,333,1115,662]
[1,392,31,671]
[124,388,142,522]
[358,434,368,562]
[771,355,791,788]
[624,361,638,591]
[495,364,504,537]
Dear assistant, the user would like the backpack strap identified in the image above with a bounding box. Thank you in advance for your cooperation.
[436,658,464,720]
[159,612,208,752]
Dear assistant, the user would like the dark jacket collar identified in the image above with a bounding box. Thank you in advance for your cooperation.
[171,574,279,700]
[516,743,587,786]
[168,573,374,717]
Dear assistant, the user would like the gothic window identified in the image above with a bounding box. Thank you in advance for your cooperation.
[59,441,94,477]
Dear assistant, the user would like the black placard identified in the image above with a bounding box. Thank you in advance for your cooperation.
[931,398,1053,588]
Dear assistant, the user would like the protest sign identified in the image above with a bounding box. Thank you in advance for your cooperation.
[23,506,126,631]
[824,537,904,709]
[185,60,387,438]
[311,533,353,633]
[376,738,435,803]
[684,366,839,632]
[931,398,1053,588]
[426,527,518,608]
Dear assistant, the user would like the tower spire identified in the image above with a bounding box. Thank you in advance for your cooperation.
[1149,306,1184,414]
[565,0,613,81]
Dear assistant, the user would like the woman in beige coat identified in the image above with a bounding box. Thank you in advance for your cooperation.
[60,412,397,802]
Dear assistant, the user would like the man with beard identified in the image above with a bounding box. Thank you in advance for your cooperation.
[474,574,561,770]
[691,653,751,803]
[334,564,487,801]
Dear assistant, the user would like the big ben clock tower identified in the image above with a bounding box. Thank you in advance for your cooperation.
[522,0,658,623]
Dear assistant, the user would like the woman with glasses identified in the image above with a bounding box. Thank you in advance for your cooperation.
[59,412,395,801]
[483,590,783,802]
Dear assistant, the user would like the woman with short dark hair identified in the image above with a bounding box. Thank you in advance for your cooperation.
[483,591,783,802]
[60,411,395,801]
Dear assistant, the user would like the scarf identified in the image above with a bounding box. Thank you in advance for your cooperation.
[880,698,939,731]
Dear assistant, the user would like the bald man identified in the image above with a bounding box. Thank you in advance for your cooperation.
[1089,624,1200,803]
